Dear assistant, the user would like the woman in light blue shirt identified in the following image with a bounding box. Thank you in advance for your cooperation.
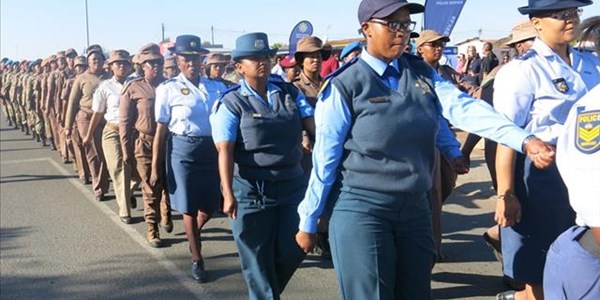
[152,35,219,283]
[211,32,315,300]
[493,1,599,299]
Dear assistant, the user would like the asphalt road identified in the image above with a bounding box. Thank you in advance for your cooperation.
[0,116,506,300]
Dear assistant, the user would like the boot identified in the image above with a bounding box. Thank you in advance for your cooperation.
[20,123,25,132]
[41,136,47,147]
[160,212,173,233]
[49,138,56,150]
[7,118,13,127]
[35,132,41,142]
[24,125,30,135]
[12,118,19,129]
[146,223,162,248]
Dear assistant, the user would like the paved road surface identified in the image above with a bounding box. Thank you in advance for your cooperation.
[1,118,505,299]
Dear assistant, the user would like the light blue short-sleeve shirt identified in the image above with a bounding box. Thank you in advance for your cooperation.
[155,73,215,136]
[210,79,314,143]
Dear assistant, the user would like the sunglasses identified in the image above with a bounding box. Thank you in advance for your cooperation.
[369,19,416,32]
[422,41,446,48]
[145,59,163,66]
[537,8,582,21]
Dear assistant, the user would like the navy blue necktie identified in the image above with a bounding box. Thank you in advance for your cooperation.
[383,65,399,91]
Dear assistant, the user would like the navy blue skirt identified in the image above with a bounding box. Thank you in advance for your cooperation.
[501,154,576,284]
[166,134,220,214]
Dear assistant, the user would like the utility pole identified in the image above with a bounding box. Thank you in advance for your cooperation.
[211,26,215,45]
[161,23,165,42]
[85,0,90,47]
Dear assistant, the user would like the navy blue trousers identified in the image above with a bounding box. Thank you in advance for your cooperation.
[231,176,307,300]
[329,187,435,300]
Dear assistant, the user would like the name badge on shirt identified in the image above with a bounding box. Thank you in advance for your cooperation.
[252,113,263,118]
[576,110,600,154]
[368,97,391,103]
[181,88,190,95]
[552,78,569,94]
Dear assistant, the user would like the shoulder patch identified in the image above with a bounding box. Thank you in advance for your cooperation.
[575,109,600,154]
[515,49,537,61]
[158,78,176,86]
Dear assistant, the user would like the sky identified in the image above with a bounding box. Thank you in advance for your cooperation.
[1,0,599,60]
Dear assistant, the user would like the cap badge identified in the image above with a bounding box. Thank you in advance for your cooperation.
[255,39,265,50]
[190,41,197,48]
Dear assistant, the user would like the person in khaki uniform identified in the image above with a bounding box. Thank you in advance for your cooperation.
[24,60,42,140]
[11,61,28,135]
[46,52,67,155]
[163,56,178,79]
[31,59,49,145]
[1,59,17,128]
[120,43,173,244]
[63,56,91,184]
[40,56,57,147]
[293,36,331,259]
[65,45,111,201]
[59,50,78,164]
[83,49,137,222]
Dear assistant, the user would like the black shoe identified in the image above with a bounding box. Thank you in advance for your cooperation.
[191,260,207,282]
[95,194,104,202]
[120,216,132,224]
[130,196,137,209]
[82,178,91,185]
[496,290,516,300]
[483,232,503,264]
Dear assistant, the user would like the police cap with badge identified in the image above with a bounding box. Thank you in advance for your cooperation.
[174,35,209,56]
[231,32,277,61]
[519,0,593,94]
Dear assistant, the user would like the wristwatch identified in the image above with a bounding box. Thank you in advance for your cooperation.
[521,135,538,152]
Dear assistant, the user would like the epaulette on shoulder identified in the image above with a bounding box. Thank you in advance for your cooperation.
[220,83,241,99]
[402,53,424,61]
[121,77,143,95]
[268,74,285,83]
[515,49,537,61]
[320,56,359,94]
[158,78,176,86]
[214,83,241,113]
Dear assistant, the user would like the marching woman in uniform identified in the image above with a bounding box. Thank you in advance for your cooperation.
[544,16,600,300]
[295,0,559,299]
[152,35,219,282]
[493,1,600,299]
[211,32,315,300]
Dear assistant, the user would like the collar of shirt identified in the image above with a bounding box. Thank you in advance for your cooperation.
[239,78,281,107]
[109,76,123,88]
[532,38,582,64]
[360,50,401,77]
[300,72,320,86]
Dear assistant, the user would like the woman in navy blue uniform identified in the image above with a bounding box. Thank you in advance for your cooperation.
[211,32,315,300]
[152,35,219,282]
[493,1,600,299]
[295,1,559,299]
